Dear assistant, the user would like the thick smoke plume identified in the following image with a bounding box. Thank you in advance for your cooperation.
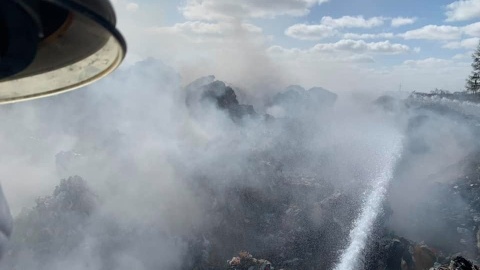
[0,58,478,269]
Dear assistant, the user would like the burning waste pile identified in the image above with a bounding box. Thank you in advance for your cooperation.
[2,60,480,269]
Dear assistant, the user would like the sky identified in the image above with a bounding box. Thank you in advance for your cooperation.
[110,0,480,94]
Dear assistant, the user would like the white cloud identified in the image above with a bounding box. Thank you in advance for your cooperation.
[343,32,395,39]
[285,16,387,40]
[285,24,337,40]
[445,0,480,22]
[344,54,376,63]
[401,25,462,40]
[403,58,454,68]
[148,21,263,44]
[398,22,480,42]
[397,22,480,41]
[311,39,411,54]
[452,52,471,59]
[321,16,385,28]
[443,37,480,49]
[391,17,417,27]
[180,0,329,21]
[463,21,480,36]
[271,40,412,57]
[153,21,261,35]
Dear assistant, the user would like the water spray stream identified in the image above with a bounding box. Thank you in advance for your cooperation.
[333,137,403,270]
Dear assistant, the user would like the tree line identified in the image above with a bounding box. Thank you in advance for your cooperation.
[466,40,480,95]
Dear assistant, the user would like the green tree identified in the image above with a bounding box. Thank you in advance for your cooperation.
[466,40,480,94]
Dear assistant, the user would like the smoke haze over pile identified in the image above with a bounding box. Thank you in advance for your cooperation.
[0,55,477,269]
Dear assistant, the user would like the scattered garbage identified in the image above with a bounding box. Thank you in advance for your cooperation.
[431,256,480,270]
[227,251,273,270]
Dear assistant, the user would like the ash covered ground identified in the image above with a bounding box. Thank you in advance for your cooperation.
[1,59,480,269]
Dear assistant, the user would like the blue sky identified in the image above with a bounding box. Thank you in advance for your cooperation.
[112,0,480,93]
